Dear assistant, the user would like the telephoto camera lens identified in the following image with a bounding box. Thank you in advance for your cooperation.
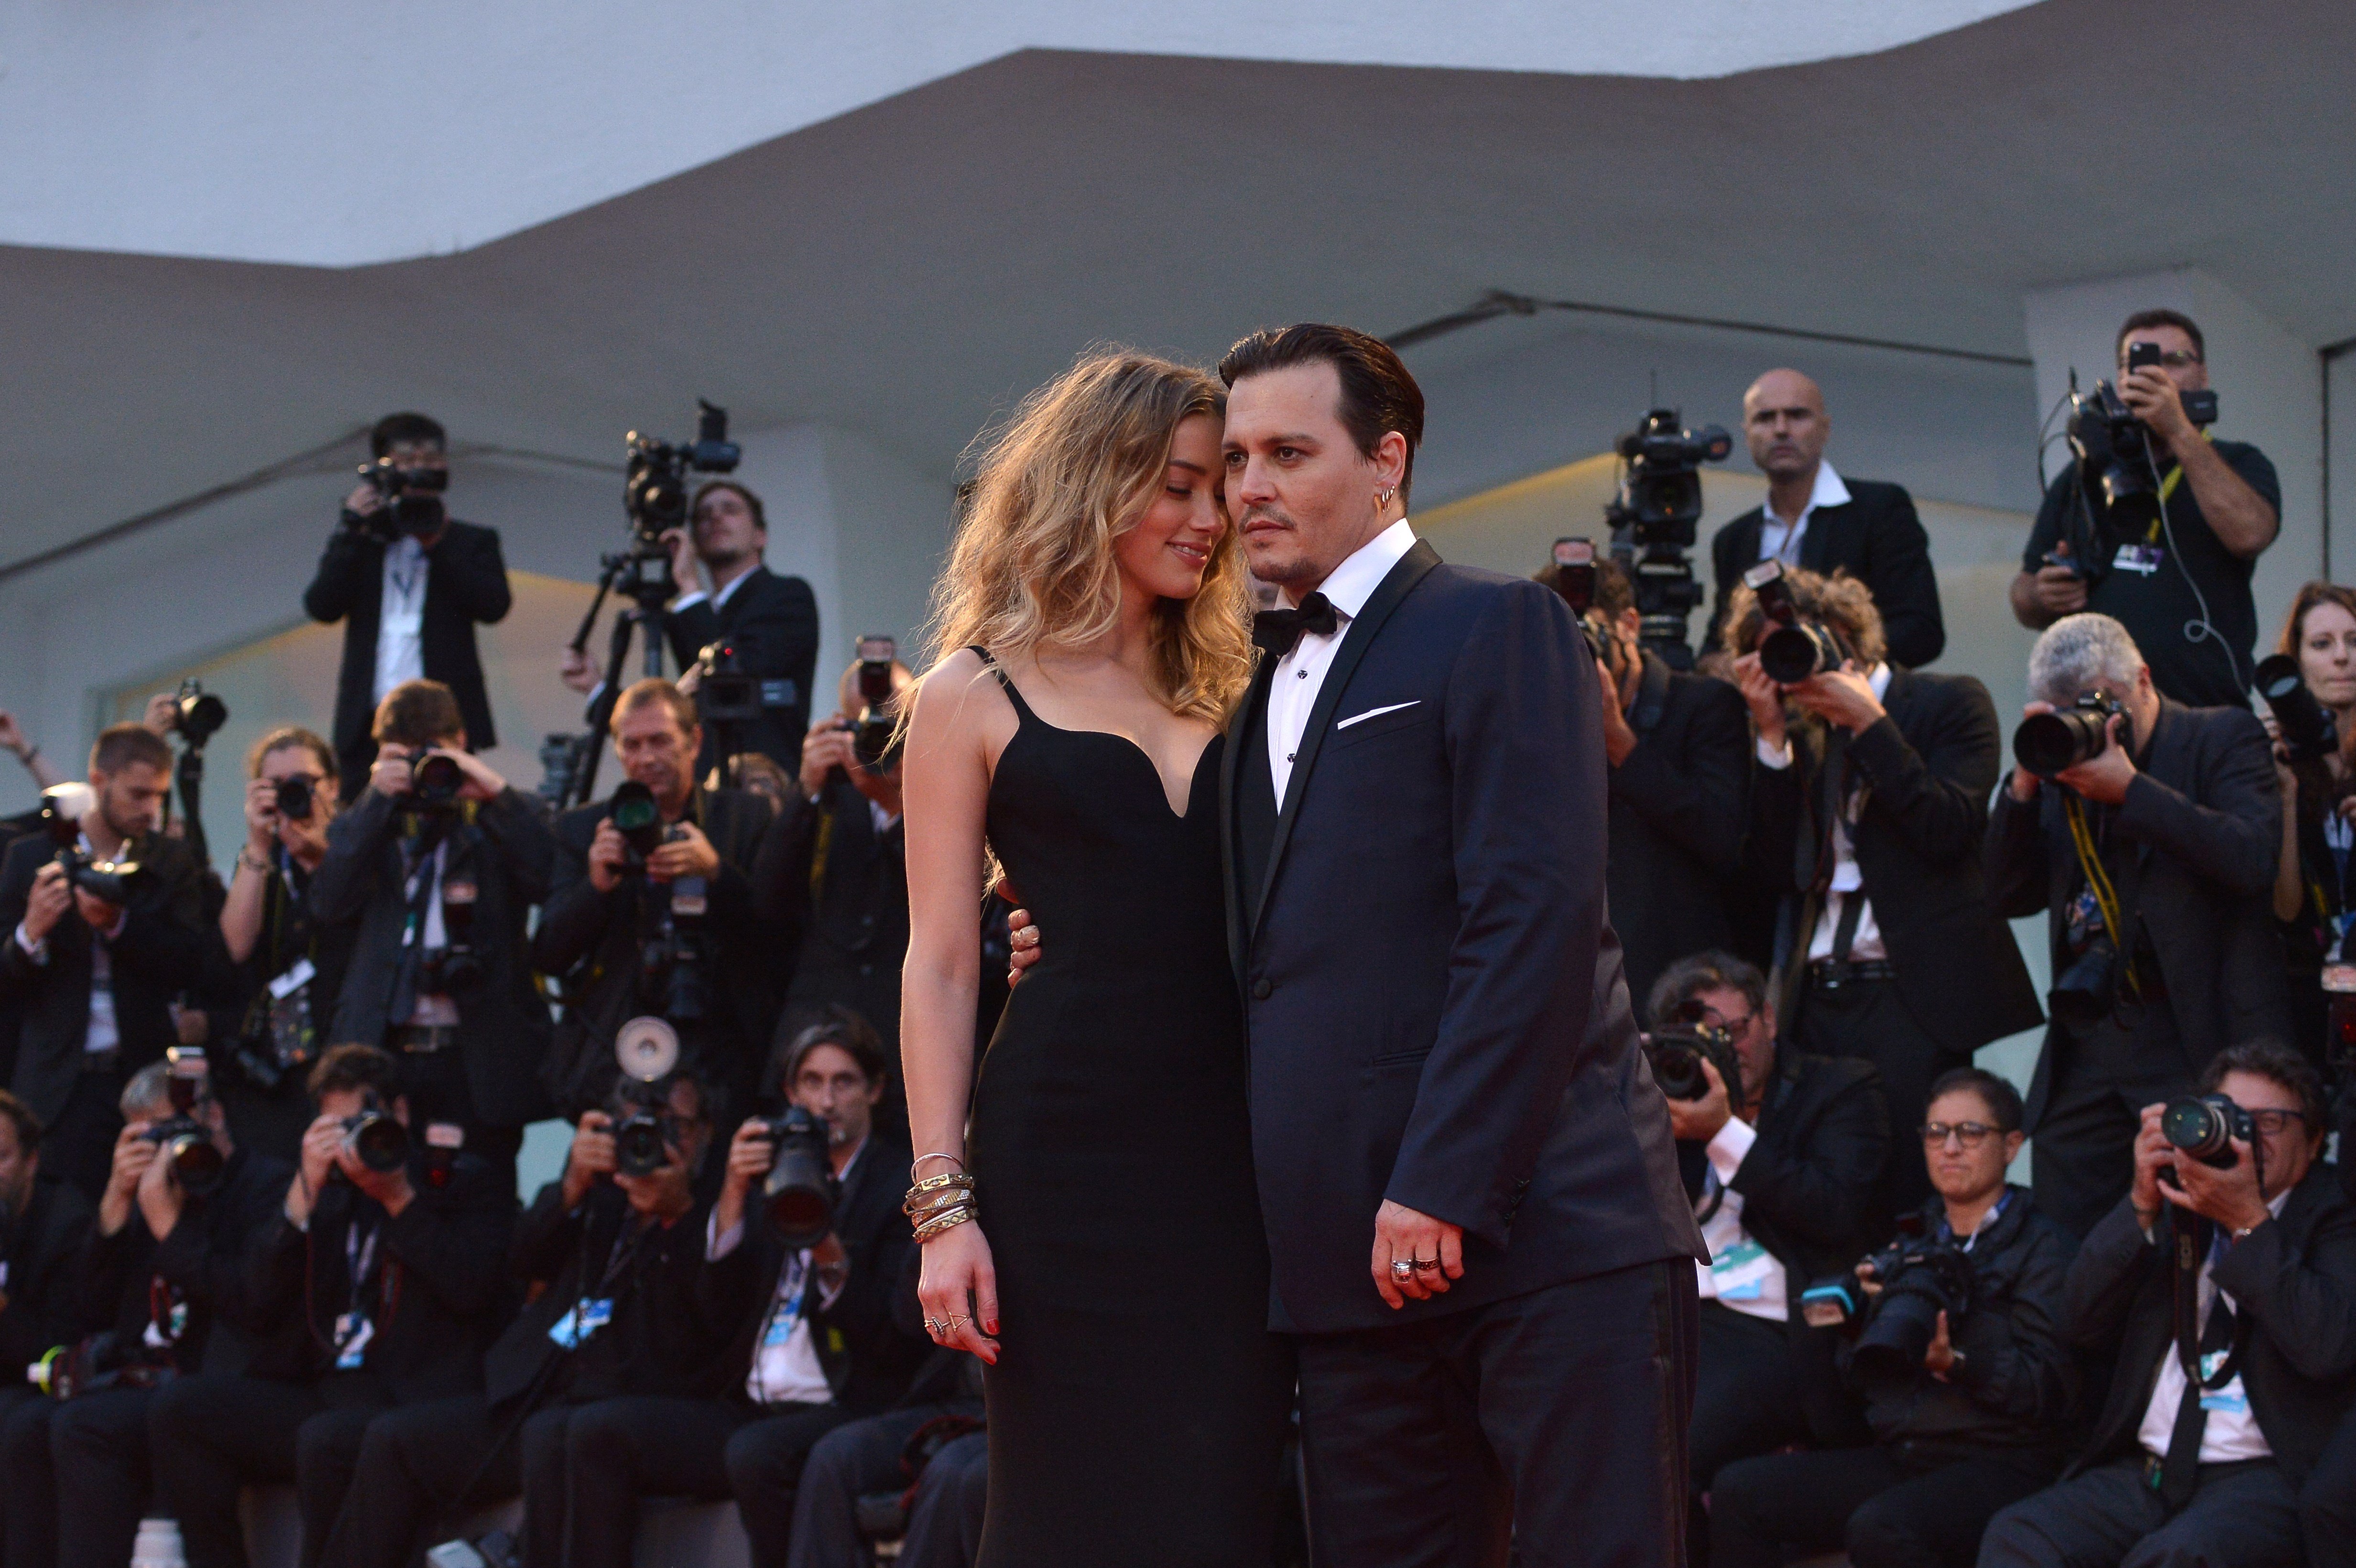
[1757,621,1844,685]
[2256,654,2340,765]
[608,781,665,860]
[341,1103,411,1173]
[613,1110,671,1178]
[406,753,466,810]
[759,1107,840,1247]
[2013,692,2124,779]
[143,1118,226,1198]
[1849,1245,1976,1382]
[2161,1093,2254,1171]
[174,682,229,747]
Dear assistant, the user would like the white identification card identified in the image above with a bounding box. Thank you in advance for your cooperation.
[270,957,318,1002]
[2112,543,2164,576]
[1709,1235,1775,1302]
[334,1312,374,1370]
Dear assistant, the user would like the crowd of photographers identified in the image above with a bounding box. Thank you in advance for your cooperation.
[0,305,2352,1568]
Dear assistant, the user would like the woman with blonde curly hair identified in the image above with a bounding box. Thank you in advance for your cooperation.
[895,349,1288,1563]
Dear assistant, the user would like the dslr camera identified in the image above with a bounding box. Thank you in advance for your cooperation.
[693,640,800,740]
[351,454,449,543]
[1642,1000,1747,1116]
[2160,1092,2258,1174]
[2062,340,2221,572]
[1800,1214,1978,1380]
[169,680,228,750]
[848,636,902,771]
[1603,408,1732,670]
[337,1094,412,1176]
[744,1106,840,1247]
[140,1048,226,1198]
[2012,689,2129,779]
[37,784,145,904]
[411,870,483,997]
[606,783,710,1023]
[609,1018,687,1178]
[1546,539,1613,666]
[1743,560,1850,685]
[2256,655,2340,766]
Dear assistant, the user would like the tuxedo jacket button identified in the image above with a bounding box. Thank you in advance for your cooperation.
[1251,979,1272,1000]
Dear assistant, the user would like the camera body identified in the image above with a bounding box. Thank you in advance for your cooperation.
[1743,560,1850,685]
[2161,1092,2257,1172]
[693,640,800,733]
[1642,1003,1747,1117]
[1604,409,1731,670]
[1548,539,1612,666]
[2063,349,2220,572]
[172,680,228,750]
[273,773,316,822]
[2256,654,2340,766]
[338,1096,411,1175]
[353,455,449,542]
[747,1106,840,1247]
[1801,1216,1978,1381]
[607,784,710,1024]
[142,1047,224,1198]
[850,636,901,771]
[38,784,145,904]
[2013,688,2129,779]
[610,1078,678,1179]
[392,749,466,814]
[623,400,741,551]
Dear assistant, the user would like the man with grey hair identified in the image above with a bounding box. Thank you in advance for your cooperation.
[1986,612,2286,1235]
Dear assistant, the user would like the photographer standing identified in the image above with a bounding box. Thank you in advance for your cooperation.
[306,413,512,804]
[1982,1044,2356,1568]
[314,681,556,1185]
[1713,1069,2080,1568]
[0,725,212,1198]
[2262,584,2356,1066]
[1988,614,2286,1238]
[1725,568,2042,1212]
[2011,311,2281,709]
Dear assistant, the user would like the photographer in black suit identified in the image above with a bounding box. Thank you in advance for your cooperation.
[0,725,212,1198]
[1647,951,1891,1553]
[1709,370,1945,671]
[1726,567,2042,1213]
[1987,613,2287,1238]
[1538,555,1749,1007]
[1982,1043,2355,1568]
[535,679,780,1117]
[305,413,513,804]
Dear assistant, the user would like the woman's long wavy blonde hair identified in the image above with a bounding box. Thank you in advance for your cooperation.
[921,349,1255,724]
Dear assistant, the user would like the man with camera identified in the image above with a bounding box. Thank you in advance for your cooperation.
[2011,311,2281,710]
[1981,1042,2356,1568]
[315,680,556,1186]
[535,678,781,1117]
[1645,951,1892,1555]
[306,414,513,804]
[1539,555,1751,1005]
[330,1068,720,1568]
[1712,1068,2080,1568]
[0,724,213,1199]
[149,1044,513,1568]
[1988,613,2285,1239]
[1726,566,2042,1212]
[1708,369,1946,672]
[7,1057,291,1568]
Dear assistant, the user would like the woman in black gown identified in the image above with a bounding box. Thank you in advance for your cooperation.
[898,352,1292,1565]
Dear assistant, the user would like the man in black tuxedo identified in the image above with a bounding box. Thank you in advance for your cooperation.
[534,678,781,1117]
[1726,566,2043,1213]
[0,725,211,1198]
[305,413,513,804]
[1987,613,2288,1238]
[1707,370,1945,671]
[1217,324,1705,1568]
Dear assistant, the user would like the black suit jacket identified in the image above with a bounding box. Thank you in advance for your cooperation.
[1709,478,1945,670]
[1988,698,2290,1115]
[665,566,821,781]
[1224,540,1705,1335]
[754,776,908,1052]
[0,1177,95,1376]
[0,830,211,1125]
[2063,1168,2356,1487]
[1609,653,1750,1010]
[304,519,512,796]
[1752,669,2045,1056]
[313,787,556,1129]
[76,1147,292,1375]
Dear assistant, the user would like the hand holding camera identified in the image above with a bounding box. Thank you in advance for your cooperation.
[2013,696,2137,806]
[642,820,719,884]
[1729,653,1788,754]
[1661,1054,1734,1143]
[2117,360,2198,447]
[1783,663,1886,735]
[371,746,504,808]
[656,527,704,599]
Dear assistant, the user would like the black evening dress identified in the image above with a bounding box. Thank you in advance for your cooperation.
[965,651,1293,1566]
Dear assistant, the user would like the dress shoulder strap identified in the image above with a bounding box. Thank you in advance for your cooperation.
[965,645,1037,725]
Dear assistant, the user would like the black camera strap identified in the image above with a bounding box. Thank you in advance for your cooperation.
[2159,1212,2253,1507]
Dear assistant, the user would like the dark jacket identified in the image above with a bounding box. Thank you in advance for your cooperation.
[76,1146,292,1375]
[0,830,212,1126]
[754,775,908,1053]
[1988,697,2290,1113]
[0,1177,96,1375]
[304,519,512,800]
[665,566,821,782]
[1752,668,2045,1056]
[1226,542,1704,1334]
[1609,653,1751,1010]
[1843,1186,2081,1453]
[314,787,556,1129]
[2063,1167,2356,1487]
[697,1135,927,1413]
[1710,477,1946,670]
[484,1179,729,1411]
[534,786,780,1117]
[240,1151,513,1398]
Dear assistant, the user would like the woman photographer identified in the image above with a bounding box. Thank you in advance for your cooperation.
[1708,1068,2081,1568]
[213,726,349,1161]
[2267,583,2356,1063]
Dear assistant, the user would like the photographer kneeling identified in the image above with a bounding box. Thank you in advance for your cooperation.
[1713,1069,2079,1568]
[1981,1043,2356,1568]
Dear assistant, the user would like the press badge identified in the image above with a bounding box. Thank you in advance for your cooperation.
[548,1297,613,1350]
[2112,543,2164,576]
[1708,1236,1776,1302]
[334,1313,374,1370]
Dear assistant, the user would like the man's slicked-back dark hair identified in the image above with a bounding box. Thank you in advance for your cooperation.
[370,412,447,459]
[1218,324,1426,501]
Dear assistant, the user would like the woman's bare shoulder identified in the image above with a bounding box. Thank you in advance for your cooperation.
[911,647,1011,741]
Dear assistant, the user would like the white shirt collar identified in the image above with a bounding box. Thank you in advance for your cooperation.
[712,562,760,610]
[1765,462,1852,529]
[1866,661,1892,701]
[1294,518,1417,620]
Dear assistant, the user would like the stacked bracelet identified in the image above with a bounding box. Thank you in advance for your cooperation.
[905,1172,977,1241]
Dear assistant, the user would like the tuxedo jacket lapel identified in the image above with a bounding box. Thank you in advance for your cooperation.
[1222,657,1276,994]
[1798,501,1852,576]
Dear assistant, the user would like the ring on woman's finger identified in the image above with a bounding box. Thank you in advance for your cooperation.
[1411,1256,1440,1272]
[1388,1259,1415,1279]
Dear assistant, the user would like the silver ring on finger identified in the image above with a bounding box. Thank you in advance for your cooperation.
[1389,1259,1415,1279]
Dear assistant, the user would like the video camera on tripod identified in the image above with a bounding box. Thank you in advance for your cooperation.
[1604,408,1731,670]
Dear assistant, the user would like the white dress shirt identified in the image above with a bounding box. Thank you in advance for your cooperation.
[709,1137,863,1407]
[1757,462,1853,565]
[373,537,430,705]
[2136,1190,2291,1465]
[671,560,759,617]
[1266,519,1418,806]
[1692,1116,1787,1323]
[1757,663,1893,964]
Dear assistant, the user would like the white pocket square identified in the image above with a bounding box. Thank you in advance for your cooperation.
[1335,700,1420,730]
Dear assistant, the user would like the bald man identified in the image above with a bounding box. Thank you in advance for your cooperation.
[1707,370,1946,670]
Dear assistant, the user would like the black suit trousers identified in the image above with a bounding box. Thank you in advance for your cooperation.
[1980,1456,2304,1568]
[2030,1014,2192,1241]
[2,1388,58,1568]
[1711,1443,2053,1568]
[1796,975,1959,1217]
[1691,1303,1807,1487]
[2301,1406,2356,1568]
[1296,1257,1697,1568]
[723,1401,861,1568]
[51,1385,163,1568]
[148,1372,393,1568]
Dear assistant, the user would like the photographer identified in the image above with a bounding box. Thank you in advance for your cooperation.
[1988,613,2285,1238]
[1708,369,1946,671]
[1714,1069,2077,1568]
[330,1072,723,1568]
[1726,567,2042,1211]
[560,479,820,782]
[1539,556,1750,1005]
[2262,584,2356,1063]
[1647,952,1892,1545]
[0,725,212,1198]
[534,679,781,1117]
[0,1090,96,1568]
[1981,1043,2356,1568]
[2011,311,2281,709]
[314,681,556,1185]
[148,1044,513,1568]
[16,1060,291,1568]
[213,726,352,1163]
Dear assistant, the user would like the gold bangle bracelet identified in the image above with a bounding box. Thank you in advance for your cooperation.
[913,1205,978,1242]
[906,1172,975,1196]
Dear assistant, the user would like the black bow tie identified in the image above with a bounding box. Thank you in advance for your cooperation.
[1253,592,1341,657]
